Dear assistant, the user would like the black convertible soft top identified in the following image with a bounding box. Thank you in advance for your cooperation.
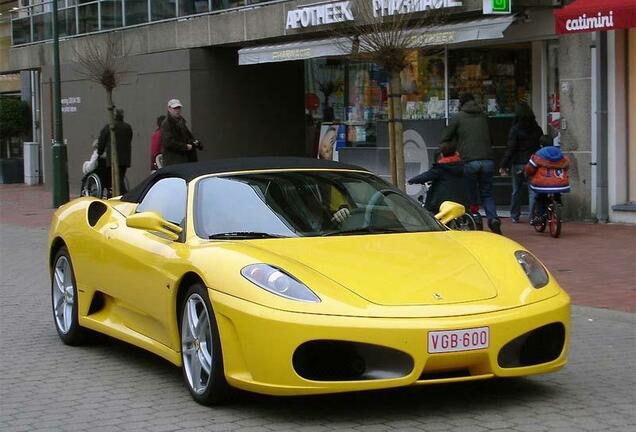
[121,156,368,203]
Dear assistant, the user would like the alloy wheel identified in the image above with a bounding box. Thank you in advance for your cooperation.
[52,256,74,334]
[181,293,213,394]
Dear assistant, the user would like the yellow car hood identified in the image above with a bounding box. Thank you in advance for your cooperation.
[248,232,497,306]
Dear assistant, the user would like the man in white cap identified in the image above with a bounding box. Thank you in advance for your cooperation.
[160,98,200,166]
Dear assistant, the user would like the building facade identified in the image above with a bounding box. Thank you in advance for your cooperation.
[3,0,635,223]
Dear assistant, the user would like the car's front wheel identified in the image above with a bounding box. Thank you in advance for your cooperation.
[179,283,229,405]
[51,246,88,345]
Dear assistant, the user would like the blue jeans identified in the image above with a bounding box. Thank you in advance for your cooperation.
[511,163,536,220]
[464,160,498,221]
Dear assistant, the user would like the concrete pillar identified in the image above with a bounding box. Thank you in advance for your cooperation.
[558,33,594,221]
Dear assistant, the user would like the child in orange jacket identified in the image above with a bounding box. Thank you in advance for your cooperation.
[525,135,570,225]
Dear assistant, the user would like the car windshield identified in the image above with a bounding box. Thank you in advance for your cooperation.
[194,171,443,239]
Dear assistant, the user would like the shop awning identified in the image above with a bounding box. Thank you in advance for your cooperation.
[555,0,636,34]
[238,38,353,65]
[238,15,515,65]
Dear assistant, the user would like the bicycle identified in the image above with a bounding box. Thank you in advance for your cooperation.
[416,187,480,231]
[532,193,563,238]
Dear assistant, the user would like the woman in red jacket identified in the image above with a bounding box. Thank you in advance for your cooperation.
[150,115,165,172]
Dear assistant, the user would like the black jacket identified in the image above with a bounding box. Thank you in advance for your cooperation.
[409,160,465,213]
[441,101,493,161]
[160,114,197,166]
[500,120,543,167]
[97,120,133,167]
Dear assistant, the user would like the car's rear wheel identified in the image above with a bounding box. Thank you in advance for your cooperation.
[51,247,88,345]
[179,283,229,405]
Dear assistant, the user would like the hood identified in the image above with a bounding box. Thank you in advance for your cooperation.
[461,100,483,114]
[248,232,497,306]
[537,146,564,162]
[435,161,464,177]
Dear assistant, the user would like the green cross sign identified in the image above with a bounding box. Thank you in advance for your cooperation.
[483,0,511,14]
[493,0,510,13]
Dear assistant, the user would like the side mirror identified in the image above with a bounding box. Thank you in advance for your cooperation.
[435,201,466,225]
[126,211,182,241]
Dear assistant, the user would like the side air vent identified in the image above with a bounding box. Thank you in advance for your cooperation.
[498,323,566,368]
[87,201,109,227]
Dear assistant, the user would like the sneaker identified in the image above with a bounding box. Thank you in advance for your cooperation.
[511,217,520,223]
[488,218,502,234]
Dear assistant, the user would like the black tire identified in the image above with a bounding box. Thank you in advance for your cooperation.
[81,173,102,198]
[179,283,229,405]
[51,246,88,345]
[549,205,562,238]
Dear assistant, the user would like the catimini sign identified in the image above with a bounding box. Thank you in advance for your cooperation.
[554,0,636,35]
[565,11,615,32]
[373,0,463,17]
[286,1,354,29]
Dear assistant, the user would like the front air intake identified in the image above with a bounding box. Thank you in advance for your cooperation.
[293,340,413,381]
[498,323,566,368]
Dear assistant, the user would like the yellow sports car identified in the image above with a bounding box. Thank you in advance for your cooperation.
[49,158,570,405]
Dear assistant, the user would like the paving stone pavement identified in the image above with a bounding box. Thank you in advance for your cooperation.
[1,223,635,432]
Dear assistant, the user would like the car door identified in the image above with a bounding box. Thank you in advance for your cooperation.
[101,177,188,350]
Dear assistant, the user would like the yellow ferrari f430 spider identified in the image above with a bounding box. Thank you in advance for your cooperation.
[49,158,570,405]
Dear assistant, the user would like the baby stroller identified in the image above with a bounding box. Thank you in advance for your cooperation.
[80,140,111,198]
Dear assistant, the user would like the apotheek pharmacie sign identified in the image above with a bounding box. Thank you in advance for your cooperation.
[286,0,463,29]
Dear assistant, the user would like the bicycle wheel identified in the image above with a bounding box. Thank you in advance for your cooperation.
[449,214,478,231]
[81,173,102,198]
[532,207,547,233]
[549,204,562,238]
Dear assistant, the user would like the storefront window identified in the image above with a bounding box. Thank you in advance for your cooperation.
[101,0,123,29]
[448,45,531,117]
[305,59,345,122]
[78,2,99,33]
[547,41,561,143]
[150,0,176,21]
[401,49,446,120]
[346,62,387,145]
[125,0,149,25]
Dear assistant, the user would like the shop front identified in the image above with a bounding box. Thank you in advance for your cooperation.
[240,8,559,208]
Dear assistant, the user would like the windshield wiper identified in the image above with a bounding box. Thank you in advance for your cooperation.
[208,231,289,239]
[322,227,404,236]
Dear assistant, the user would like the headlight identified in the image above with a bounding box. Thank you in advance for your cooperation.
[241,264,321,303]
[515,250,549,288]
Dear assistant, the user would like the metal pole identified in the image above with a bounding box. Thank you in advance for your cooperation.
[51,0,70,207]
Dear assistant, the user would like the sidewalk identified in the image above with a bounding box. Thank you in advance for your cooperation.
[1,183,634,312]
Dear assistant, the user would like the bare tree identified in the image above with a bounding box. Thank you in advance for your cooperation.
[333,2,447,190]
[74,33,127,197]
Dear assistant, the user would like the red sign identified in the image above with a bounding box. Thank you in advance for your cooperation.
[555,0,636,34]
[305,93,320,112]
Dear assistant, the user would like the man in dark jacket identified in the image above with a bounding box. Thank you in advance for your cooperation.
[441,93,501,234]
[97,108,133,193]
[408,142,464,213]
[161,99,199,166]
[499,102,543,222]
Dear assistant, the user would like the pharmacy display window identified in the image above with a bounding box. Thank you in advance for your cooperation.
[448,45,532,117]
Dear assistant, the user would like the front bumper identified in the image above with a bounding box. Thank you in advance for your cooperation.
[210,290,570,396]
